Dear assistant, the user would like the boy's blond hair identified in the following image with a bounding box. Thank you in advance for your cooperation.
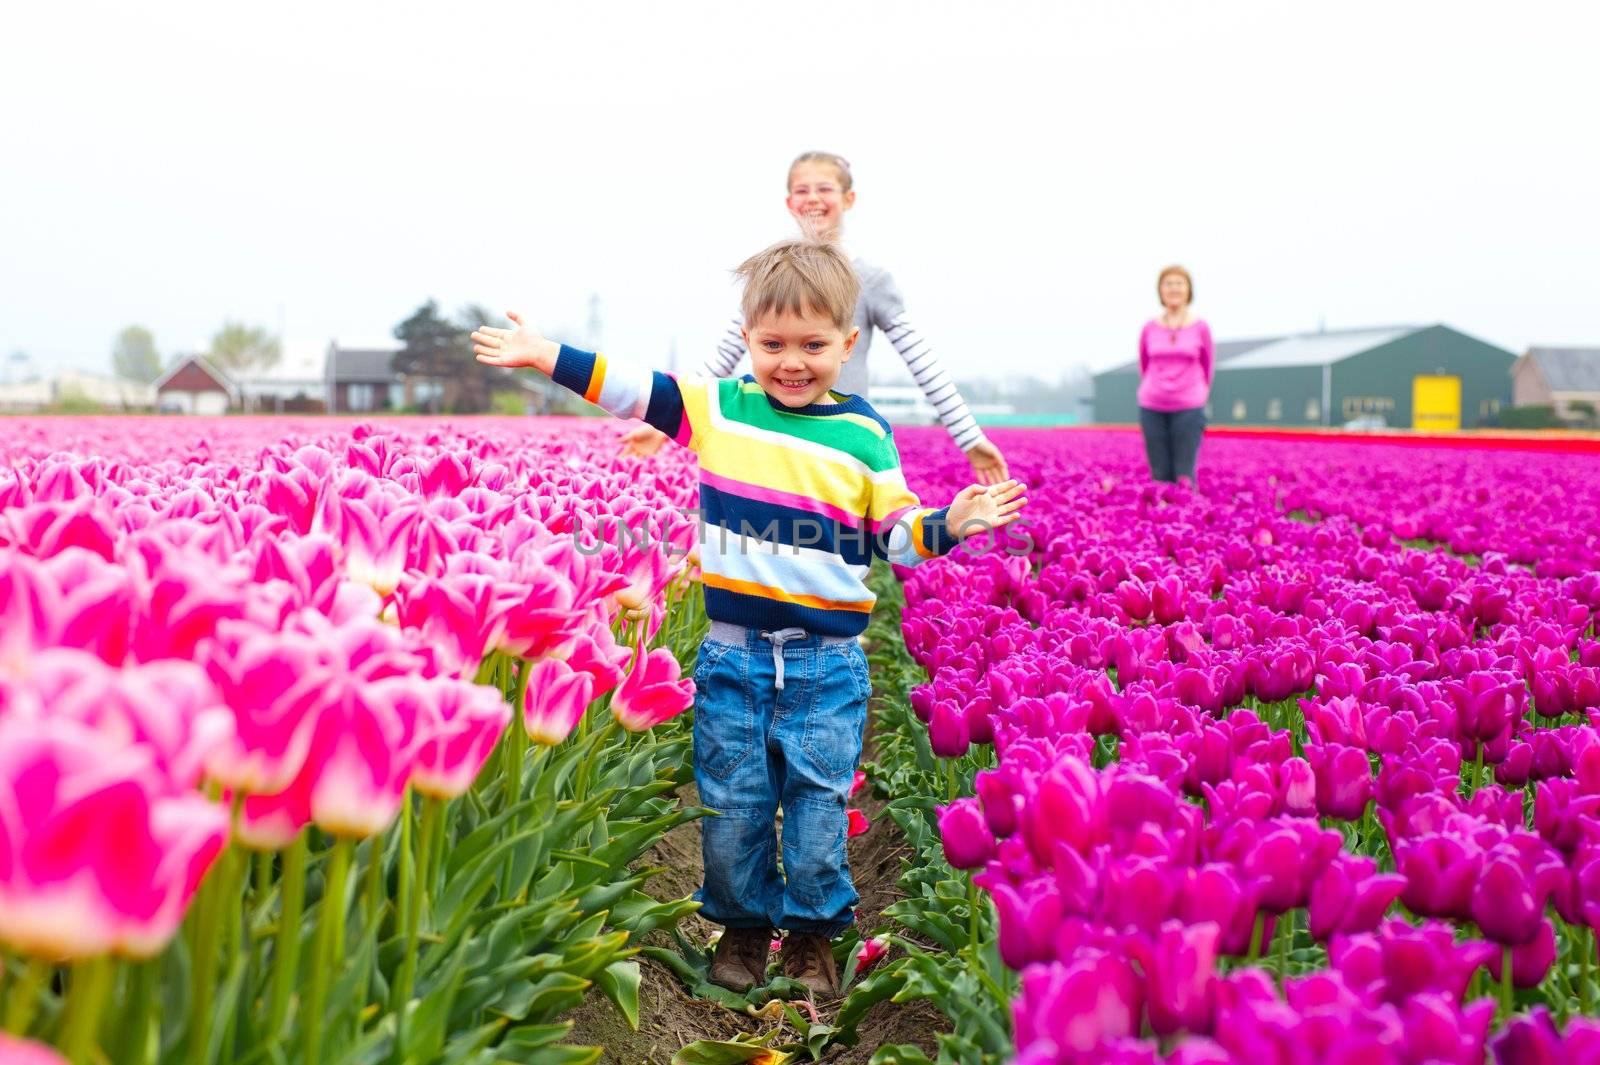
[734,238,860,332]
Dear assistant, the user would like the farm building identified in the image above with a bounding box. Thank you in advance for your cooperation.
[155,356,236,415]
[1513,347,1600,423]
[239,346,328,413]
[1092,324,1515,429]
[326,343,403,413]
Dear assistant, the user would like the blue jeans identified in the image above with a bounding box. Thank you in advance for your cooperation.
[691,627,870,936]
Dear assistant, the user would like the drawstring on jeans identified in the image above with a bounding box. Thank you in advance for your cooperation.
[758,628,807,690]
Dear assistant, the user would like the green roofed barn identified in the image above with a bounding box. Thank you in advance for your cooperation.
[1092,324,1515,430]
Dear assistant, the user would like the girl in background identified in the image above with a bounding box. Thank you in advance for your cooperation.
[623,151,1009,485]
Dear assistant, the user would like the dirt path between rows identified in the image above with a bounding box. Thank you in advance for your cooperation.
[564,676,944,1063]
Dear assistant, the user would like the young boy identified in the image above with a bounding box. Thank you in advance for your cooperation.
[472,238,1026,996]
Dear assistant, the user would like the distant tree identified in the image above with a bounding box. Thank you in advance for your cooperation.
[208,321,281,376]
[111,325,162,383]
[391,300,536,414]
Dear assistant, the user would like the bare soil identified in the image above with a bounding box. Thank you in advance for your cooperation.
[565,725,944,1064]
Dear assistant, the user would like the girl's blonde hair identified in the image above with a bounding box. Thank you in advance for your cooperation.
[1158,264,1194,305]
[734,237,860,331]
[788,151,853,194]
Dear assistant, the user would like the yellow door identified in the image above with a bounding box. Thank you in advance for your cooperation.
[1412,375,1461,431]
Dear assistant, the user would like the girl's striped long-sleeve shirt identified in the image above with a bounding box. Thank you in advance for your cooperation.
[551,345,956,636]
[700,259,989,453]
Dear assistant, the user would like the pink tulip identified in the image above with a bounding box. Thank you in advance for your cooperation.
[853,934,889,973]
[848,808,871,839]
[316,480,421,598]
[1,500,118,562]
[610,647,694,732]
[0,716,228,959]
[565,622,630,698]
[394,571,511,677]
[409,680,511,799]
[496,559,582,660]
[850,769,868,798]
[201,624,339,795]
[523,656,595,746]
[306,677,432,838]
[41,654,233,791]
[127,539,248,662]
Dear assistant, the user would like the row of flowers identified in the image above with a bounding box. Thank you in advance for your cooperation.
[0,418,702,1064]
[890,429,1600,1064]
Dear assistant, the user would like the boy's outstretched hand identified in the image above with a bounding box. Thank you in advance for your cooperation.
[620,423,670,457]
[946,479,1028,539]
[471,311,560,375]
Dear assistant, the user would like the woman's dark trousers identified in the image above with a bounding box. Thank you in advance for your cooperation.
[1138,405,1206,483]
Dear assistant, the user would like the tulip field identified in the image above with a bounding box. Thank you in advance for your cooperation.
[3,418,1600,1065]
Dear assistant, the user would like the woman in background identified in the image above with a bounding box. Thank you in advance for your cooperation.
[1137,265,1212,483]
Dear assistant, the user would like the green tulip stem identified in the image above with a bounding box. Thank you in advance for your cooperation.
[304,836,354,1065]
[1500,944,1514,1021]
[966,874,981,957]
[255,850,273,908]
[1276,910,1292,985]
[189,812,241,1065]
[505,659,532,807]
[1583,926,1594,1016]
[417,797,442,926]
[58,955,114,1065]
[1472,744,1486,797]
[1245,912,1267,965]
[266,830,308,1040]
[363,835,385,933]
[4,955,48,1035]
[394,790,420,1055]
[127,958,159,1065]
[943,759,959,803]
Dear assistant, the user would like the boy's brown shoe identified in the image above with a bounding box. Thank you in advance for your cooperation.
[780,931,840,997]
[709,927,772,992]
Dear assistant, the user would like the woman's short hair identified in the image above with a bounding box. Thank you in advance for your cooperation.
[1157,265,1193,304]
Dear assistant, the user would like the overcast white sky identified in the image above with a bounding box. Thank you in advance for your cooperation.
[2,1,1597,385]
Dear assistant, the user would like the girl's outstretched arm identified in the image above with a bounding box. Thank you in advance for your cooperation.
[871,273,1009,484]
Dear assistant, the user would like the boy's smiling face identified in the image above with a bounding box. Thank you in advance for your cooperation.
[745,307,859,408]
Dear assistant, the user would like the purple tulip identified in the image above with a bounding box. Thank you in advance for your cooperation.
[1141,920,1220,1037]
[1307,852,1405,941]
[1486,918,1557,990]
[1241,821,1342,915]
[1179,864,1260,956]
[1278,756,1317,817]
[975,766,1023,838]
[929,697,970,759]
[938,797,996,870]
[1453,670,1523,743]
[1396,833,1482,920]
[1012,951,1144,1056]
[1471,845,1551,947]
[1493,1008,1600,1065]
[1306,742,1372,821]
[985,878,1063,969]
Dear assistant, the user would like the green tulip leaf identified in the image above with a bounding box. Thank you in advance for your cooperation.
[596,959,642,1030]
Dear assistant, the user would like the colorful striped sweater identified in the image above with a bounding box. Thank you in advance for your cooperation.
[551,344,956,636]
